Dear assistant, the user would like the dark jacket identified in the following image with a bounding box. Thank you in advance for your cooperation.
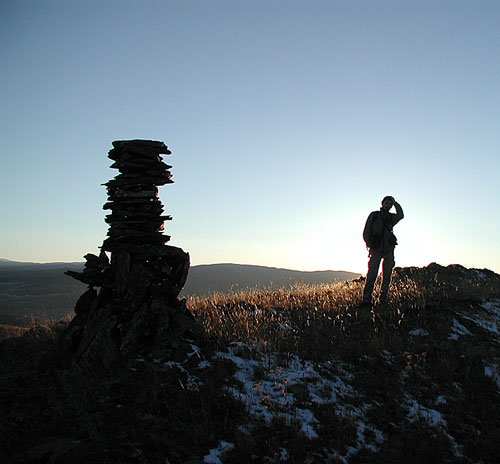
[363,202,404,253]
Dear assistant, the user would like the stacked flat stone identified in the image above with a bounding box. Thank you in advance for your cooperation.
[61,139,199,368]
[102,140,173,252]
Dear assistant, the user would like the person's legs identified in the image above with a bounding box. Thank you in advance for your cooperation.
[362,250,382,304]
[380,250,395,303]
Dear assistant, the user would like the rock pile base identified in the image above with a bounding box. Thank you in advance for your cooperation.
[60,140,201,368]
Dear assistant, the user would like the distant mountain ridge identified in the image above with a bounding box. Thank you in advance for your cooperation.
[0,260,360,326]
[0,258,83,269]
[182,263,360,296]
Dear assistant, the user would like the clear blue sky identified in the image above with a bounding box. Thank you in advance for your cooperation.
[1,0,499,274]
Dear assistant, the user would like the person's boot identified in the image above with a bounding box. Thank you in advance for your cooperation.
[353,300,372,325]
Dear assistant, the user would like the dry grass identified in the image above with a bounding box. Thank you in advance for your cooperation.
[0,324,29,341]
[187,275,429,361]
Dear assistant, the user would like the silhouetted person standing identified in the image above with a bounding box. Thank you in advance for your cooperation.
[361,196,404,306]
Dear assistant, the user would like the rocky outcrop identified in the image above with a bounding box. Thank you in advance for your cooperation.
[61,140,201,367]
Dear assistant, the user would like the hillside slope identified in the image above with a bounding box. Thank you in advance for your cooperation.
[0,262,86,326]
[0,263,499,463]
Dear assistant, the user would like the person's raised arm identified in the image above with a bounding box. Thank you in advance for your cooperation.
[393,200,404,225]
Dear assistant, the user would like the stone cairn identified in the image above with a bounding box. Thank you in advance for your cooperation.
[61,140,200,367]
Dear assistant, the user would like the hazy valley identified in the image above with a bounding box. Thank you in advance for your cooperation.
[0,259,359,327]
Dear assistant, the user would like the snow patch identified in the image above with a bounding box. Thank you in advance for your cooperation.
[435,395,447,405]
[459,300,500,338]
[484,363,500,393]
[409,328,429,337]
[216,341,385,458]
[404,394,463,457]
[406,395,447,428]
[218,347,321,439]
[164,361,202,391]
[187,344,201,358]
[449,318,472,340]
[381,350,394,363]
[204,441,235,463]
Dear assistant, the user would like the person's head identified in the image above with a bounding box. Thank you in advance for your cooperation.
[381,196,395,211]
